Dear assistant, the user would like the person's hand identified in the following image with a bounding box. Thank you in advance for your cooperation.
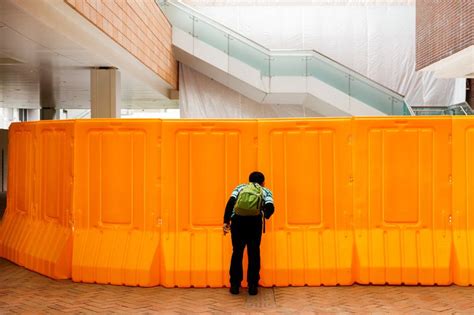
[223,223,230,235]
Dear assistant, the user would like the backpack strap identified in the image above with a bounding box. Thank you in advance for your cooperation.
[259,186,265,234]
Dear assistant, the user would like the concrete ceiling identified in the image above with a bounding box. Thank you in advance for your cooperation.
[0,0,178,110]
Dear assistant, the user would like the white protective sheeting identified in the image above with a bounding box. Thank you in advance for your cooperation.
[179,2,465,118]
[180,64,322,118]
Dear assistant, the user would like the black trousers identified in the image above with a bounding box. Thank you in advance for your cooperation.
[229,215,262,287]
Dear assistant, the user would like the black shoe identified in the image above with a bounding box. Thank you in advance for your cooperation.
[230,285,240,295]
[248,285,258,295]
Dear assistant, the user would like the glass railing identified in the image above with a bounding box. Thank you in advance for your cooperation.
[158,0,413,116]
[411,102,473,116]
[450,102,474,115]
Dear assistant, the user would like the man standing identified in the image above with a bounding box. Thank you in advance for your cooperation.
[223,171,275,295]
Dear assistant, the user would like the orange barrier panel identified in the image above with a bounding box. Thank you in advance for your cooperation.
[258,119,354,286]
[0,121,74,279]
[160,120,258,287]
[353,117,452,285]
[0,123,36,264]
[452,117,474,285]
[4,117,474,287]
[71,120,161,286]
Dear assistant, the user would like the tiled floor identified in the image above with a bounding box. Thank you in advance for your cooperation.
[0,258,473,314]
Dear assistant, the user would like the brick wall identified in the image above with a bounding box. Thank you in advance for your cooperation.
[65,0,178,89]
[416,0,474,71]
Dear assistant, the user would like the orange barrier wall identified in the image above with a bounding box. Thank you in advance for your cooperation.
[160,120,257,287]
[0,123,36,266]
[452,117,474,285]
[353,117,452,285]
[1,117,474,286]
[71,120,162,286]
[258,119,354,286]
[0,121,73,279]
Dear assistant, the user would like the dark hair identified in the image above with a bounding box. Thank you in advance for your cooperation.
[249,171,265,185]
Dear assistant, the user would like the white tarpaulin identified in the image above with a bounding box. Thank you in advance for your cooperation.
[179,1,465,118]
[179,64,322,118]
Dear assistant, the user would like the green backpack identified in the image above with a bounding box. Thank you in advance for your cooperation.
[233,183,263,216]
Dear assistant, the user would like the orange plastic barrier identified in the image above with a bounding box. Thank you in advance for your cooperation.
[258,119,354,286]
[0,121,73,279]
[0,123,36,267]
[160,120,258,287]
[353,117,452,285]
[71,120,161,286]
[452,117,474,286]
[1,117,474,287]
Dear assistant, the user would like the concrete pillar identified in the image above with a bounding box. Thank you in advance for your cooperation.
[40,108,57,120]
[39,68,58,120]
[91,68,121,118]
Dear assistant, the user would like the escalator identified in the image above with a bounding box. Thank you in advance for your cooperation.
[158,0,414,116]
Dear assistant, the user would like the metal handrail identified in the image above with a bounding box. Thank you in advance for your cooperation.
[411,102,473,116]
